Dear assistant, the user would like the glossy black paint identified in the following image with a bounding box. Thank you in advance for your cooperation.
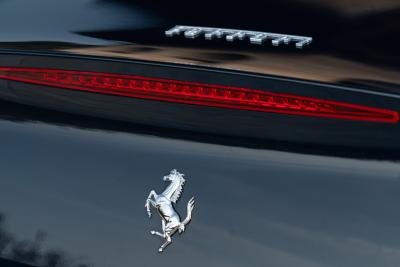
[0,0,399,87]
[0,1,400,267]
[1,112,400,267]
[1,52,400,151]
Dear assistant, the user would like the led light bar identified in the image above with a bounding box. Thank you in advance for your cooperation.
[0,67,397,123]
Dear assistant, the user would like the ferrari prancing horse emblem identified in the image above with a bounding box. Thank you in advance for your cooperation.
[145,169,195,252]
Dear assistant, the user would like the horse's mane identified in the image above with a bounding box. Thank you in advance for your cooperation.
[170,171,186,203]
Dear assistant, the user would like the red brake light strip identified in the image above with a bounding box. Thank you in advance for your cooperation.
[0,67,397,123]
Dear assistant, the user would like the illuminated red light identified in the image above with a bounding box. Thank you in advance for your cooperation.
[0,67,397,123]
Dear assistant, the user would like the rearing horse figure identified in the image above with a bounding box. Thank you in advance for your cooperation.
[145,169,195,252]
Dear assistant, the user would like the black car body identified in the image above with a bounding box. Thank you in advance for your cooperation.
[0,1,400,267]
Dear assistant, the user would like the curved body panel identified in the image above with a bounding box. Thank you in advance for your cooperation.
[0,1,399,267]
[1,117,400,267]
[0,0,399,91]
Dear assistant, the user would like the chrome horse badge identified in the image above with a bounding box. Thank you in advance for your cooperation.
[145,169,195,252]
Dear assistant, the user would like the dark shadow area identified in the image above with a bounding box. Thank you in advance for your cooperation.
[339,79,400,95]
[0,99,399,160]
[0,213,90,267]
[0,258,36,267]
[81,0,400,69]
[0,42,91,51]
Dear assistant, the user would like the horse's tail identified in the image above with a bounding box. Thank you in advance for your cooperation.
[181,197,195,226]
